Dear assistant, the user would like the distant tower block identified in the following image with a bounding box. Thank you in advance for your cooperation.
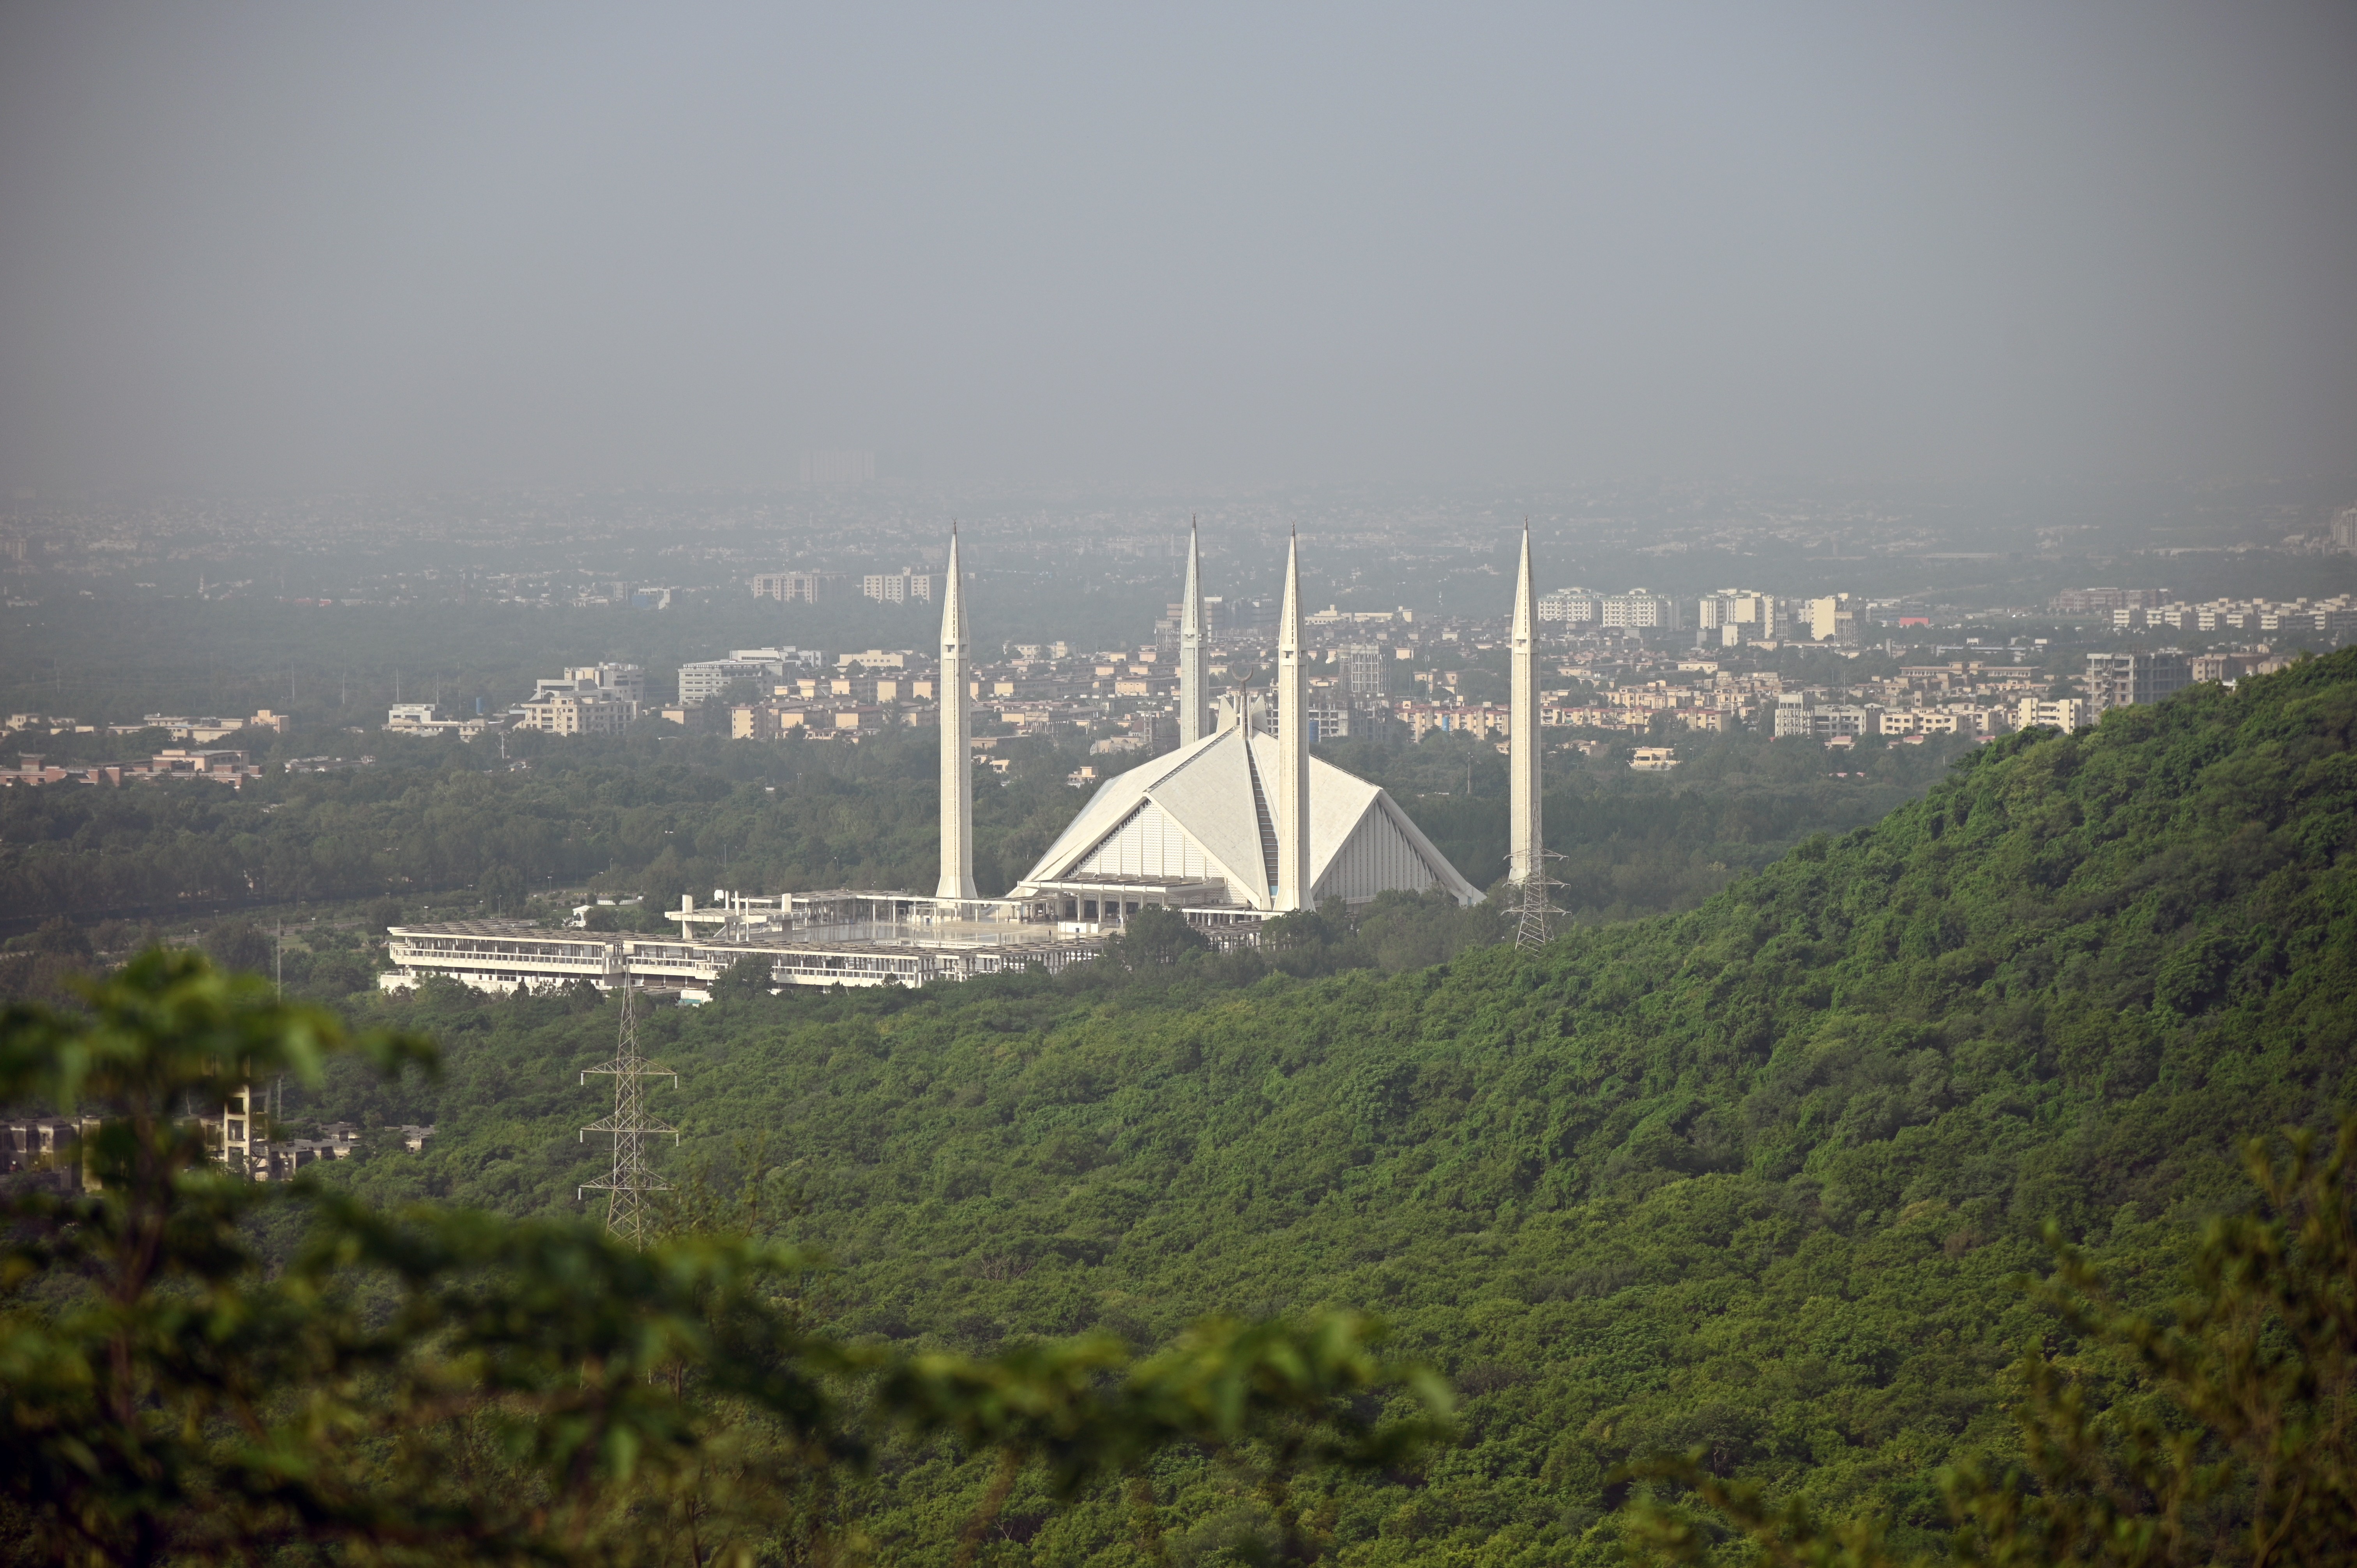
[936,527,978,901]
[1275,532,1310,911]
[1180,521,1209,745]
[1510,525,1542,888]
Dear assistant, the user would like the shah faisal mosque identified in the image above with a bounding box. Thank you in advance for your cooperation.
[381,526,1547,996]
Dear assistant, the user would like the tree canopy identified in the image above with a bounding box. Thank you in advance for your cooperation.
[0,955,1444,1566]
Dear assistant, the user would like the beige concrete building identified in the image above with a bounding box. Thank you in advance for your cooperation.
[1804,594,1861,643]
[516,664,643,735]
[2017,696,2088,731]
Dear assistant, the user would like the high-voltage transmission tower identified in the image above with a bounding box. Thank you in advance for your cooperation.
[578,960,678,1249]
[1512,849,1565,956]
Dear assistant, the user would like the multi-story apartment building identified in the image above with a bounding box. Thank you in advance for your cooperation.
[2118,596,2350,636]
[2283,606,2357,636]
[516,664,643,735]
[1337,644,1388,704]
[2084,651,2191,717]
[676,647,822,705]
[2189,653,2269,684]
[541,663,643,705]
[730,702,890,740]
[1773,701,1884,738]
[1,1118,100,1189]
[1538,587,1599,625]
[1396,701,1510,741]
[1599,590,1680,631]
[1307,706,1353,742]
[1879,705,2010,737]
[677,660,773,706]
[1898,662,2008,692]
[1803,594,1861,643]
[1696,590,1778,645]
[861,569,940,605]
[750,571,844,603]
[523,689,636,736]
[2016,696,2088,731]
[1533,586,1688,633]
[2053,587,2169,616]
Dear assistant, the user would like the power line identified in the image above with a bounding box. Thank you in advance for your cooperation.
[577,951,678,1249]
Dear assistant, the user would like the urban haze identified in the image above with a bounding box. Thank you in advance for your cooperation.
[3,2,2353,493]
[6,7,2357,1568]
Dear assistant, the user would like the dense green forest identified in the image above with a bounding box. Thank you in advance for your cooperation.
[2,956,1452,1566]
[0,717,1968,944]
[198,648,2352,1563]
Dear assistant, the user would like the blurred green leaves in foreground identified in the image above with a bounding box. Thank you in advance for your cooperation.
[0,953,1448,1566]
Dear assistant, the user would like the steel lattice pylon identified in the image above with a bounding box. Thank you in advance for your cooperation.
[1511,850,1565,955]
[578,964,678,1249]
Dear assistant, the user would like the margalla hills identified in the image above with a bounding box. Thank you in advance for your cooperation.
[5,646,2357,1563]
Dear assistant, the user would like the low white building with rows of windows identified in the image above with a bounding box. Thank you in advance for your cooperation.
[380,900,1105,999]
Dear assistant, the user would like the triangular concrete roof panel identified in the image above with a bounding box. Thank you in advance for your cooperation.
[1014,724,1477,908]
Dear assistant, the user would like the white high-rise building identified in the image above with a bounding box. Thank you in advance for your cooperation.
[1338,644,1388,704]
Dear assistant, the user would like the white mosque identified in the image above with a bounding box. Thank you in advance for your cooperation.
[1007,528,1479,921]
[381,526,1541,994]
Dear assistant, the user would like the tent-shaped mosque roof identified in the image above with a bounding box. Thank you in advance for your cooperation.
[1012,724,1482,910]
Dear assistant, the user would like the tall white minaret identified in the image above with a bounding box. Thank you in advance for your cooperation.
[1509,524,1542,888]
[1179,519,1208,745]
[1275,531,1310,911]
[935,527,977,901]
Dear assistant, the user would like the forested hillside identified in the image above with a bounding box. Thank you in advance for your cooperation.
[283,649,2357,1563]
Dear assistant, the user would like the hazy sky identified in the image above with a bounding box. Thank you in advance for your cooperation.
[2,2,2352,493]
